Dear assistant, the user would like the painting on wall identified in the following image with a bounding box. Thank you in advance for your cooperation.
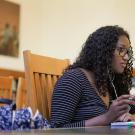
[0,0,20,57]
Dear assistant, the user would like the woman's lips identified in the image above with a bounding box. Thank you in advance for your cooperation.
[121,63,127,68]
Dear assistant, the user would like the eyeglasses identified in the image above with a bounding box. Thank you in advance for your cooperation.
[116,46,130,57]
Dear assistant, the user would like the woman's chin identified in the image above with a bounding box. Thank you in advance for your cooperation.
[115,68,125,74]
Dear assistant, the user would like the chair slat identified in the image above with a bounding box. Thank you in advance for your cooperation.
[40,74,49,118]
[46,74,53,115]
[34,73,43,114]
[52,75,58,87]
[16,77,26,109]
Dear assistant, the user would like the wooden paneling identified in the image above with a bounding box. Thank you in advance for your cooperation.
[0,68,24,79]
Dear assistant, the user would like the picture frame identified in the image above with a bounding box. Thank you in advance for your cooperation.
[0,0,20,57]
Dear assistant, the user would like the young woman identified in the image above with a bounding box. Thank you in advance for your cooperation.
[50,25,135,128]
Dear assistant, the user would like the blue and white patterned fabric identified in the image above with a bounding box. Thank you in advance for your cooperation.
[0,105,50,130]
[0,105,12,130]
[33,110,50,129]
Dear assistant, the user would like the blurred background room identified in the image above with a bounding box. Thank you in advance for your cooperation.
[0,0,135,102]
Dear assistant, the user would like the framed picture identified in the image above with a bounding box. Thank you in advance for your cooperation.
[0,0,20,57]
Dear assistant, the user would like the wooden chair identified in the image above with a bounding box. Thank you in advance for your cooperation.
[16,77,26,109]
[0,76,13,100]
[23,50,70,120]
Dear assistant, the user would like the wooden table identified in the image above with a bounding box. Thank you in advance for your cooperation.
[1,126,135,135]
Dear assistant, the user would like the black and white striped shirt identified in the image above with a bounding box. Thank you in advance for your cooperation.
[50,68,109,128]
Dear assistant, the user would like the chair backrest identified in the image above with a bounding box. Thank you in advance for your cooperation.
[23,50,70,120]
[16,77,26,109]
[0,76,13,99]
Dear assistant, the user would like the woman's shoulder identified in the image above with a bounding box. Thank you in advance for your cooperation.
[54,68,85,93]
[56,68,86,85]
[63,68,86,79]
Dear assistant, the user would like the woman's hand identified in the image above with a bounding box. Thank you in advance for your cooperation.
[105,95,132,123]
[116,113,135,122]
[85,95,134,126]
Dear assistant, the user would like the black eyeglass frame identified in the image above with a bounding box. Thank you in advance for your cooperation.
[116,46,131,57]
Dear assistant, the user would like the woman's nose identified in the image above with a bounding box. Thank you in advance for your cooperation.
[123,53,129,61]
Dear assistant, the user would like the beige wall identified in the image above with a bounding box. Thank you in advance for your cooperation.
[41,0,135,64]
[0,0,135,70]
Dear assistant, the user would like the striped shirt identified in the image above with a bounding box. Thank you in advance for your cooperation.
[50,68,108,128]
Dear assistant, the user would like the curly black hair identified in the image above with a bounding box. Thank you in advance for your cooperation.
[67,25,133,97]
